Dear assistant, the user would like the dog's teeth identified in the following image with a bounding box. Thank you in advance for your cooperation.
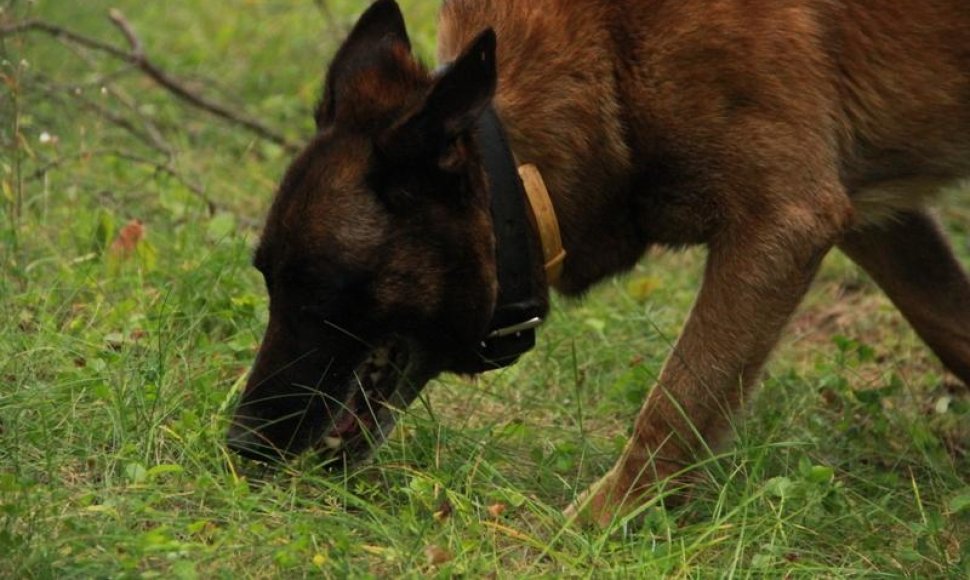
[323,436,343,450]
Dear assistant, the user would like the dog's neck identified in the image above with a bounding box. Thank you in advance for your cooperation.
[439,1,645,295]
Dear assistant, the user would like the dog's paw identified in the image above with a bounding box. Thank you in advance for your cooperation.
[564,466,692,528]
[563,470,636,529]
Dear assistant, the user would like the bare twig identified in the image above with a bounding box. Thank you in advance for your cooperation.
[1,14,300,153]
[107,9,142,56]
[103,82,175,156]
[312,0,336,25]
[28,148,216,213]
[313,0,350,36]
[47,37,175,156]
[0,19,131,60]
[105,10,299,153]
[32,74,173,155]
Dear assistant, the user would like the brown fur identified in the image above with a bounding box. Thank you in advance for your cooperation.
[231,0,970,526]
[439,0,969,525]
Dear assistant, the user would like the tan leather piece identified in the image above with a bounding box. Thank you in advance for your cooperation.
[518,164,566,286]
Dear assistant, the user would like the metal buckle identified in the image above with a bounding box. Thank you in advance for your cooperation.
[486,316,543,339]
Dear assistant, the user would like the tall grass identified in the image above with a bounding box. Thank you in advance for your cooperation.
[1,0,967,576]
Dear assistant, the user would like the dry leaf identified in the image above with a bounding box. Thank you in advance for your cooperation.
[424,545,453,567]
[626,275,661,301]
[110,219,144,259]
[433,500,453,522]
[487,503,507,518]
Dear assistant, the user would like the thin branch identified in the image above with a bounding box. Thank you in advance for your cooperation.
[26,141,219,220]
[48,37,175,156]
[28,148,215,213]
[29,149,260,229]
[102,82,175,156]
[107,9,142,56]
[105,10,299,153]
[312,0,350,36]
[32,74,172,155]
[0,19,131,60]
[1,14,300,153]
[312,0,337,27]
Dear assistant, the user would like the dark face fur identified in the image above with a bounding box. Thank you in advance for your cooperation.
[227,1,500,464]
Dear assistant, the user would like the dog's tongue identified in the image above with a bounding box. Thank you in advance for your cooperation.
[329,393,381,437]
[332,407,361,436]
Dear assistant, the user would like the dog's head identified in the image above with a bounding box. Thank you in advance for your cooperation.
[227,1,502,464]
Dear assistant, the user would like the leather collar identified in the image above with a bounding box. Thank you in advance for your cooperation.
[467,107,563,372]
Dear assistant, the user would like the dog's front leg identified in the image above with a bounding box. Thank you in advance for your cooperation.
[566,200,852,527]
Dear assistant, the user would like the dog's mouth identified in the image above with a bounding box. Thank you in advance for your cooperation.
[316,336,425,464]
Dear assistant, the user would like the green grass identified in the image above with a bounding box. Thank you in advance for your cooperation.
[2,0,968,577]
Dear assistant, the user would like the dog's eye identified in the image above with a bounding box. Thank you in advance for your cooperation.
[300,272,370,321]
[299,303,324,315]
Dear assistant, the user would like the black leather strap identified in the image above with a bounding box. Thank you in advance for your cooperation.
[469,107,545,372]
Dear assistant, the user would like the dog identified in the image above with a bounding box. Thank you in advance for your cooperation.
[228,0,970,527]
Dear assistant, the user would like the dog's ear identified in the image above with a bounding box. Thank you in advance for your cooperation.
[379,29,497,171]
[315,0,411,128]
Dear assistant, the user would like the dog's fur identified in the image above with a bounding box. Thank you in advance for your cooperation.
[230,0,970,526]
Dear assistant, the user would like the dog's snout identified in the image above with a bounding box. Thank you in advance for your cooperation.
[226,419,287,463]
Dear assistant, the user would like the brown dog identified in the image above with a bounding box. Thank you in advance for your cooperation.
[228,0,970,526]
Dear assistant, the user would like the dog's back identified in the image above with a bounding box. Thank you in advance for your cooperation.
[440,0,970,231]
[834,1,970,184]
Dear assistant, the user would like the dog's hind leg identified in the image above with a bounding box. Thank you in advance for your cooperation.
[565,189,853,527]
[838,209,970,385]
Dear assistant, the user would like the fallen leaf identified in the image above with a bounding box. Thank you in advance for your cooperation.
[109,219,144,259]
[626,275,661,301]
[104,332,125,350]
[487,503,507,518]
[433,499,452,522]
[424,545,453,567]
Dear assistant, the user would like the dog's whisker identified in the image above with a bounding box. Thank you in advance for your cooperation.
[237,390,321,407]
[248,348,320,388]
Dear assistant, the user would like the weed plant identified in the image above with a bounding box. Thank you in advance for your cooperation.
[1,1,967,576]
